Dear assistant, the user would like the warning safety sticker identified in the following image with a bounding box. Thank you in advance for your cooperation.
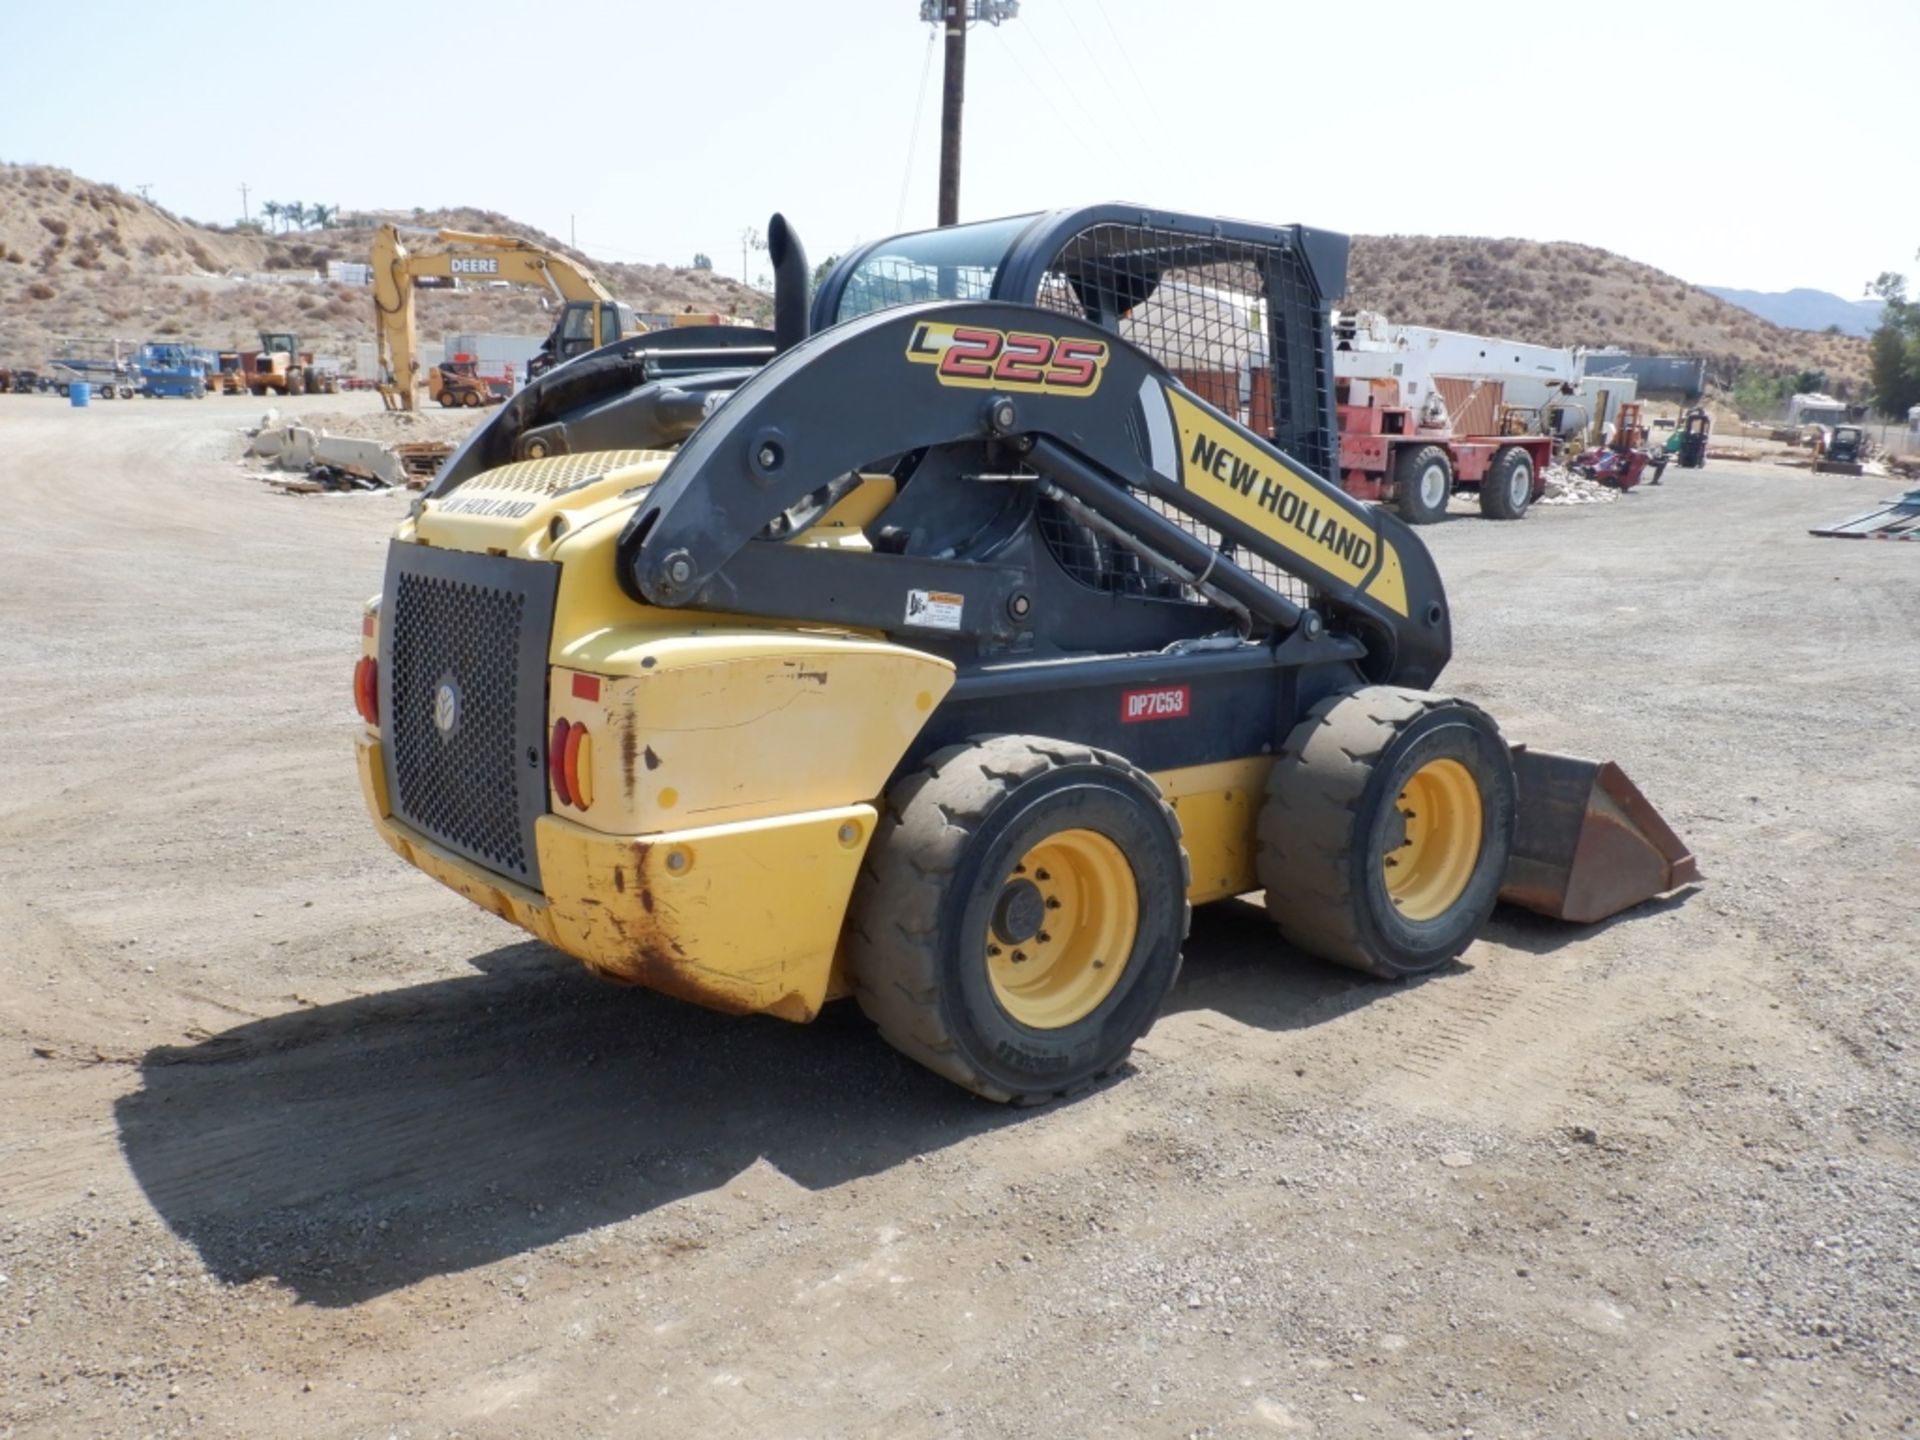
[904,588,964,631]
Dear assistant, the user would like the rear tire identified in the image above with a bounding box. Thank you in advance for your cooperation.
[1394,444,1453,525]
[848,735,1190,1103]
[1479,446,1533,520]
[1258,687,1515,979]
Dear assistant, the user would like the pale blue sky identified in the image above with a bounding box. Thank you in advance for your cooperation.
[2,0,1912,296]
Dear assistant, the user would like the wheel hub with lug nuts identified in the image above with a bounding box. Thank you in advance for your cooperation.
[985,830,1138,1030]
[991,878,1046,946]
[1381,758,1484,922]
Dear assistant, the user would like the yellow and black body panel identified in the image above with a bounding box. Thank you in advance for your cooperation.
[365,211,1452,1022]
[356,205,1691,1040]
[358,450,952,1021]
[367,307,1450,1022]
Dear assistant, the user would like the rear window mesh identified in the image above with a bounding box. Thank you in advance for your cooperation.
[1033,221,1334,479]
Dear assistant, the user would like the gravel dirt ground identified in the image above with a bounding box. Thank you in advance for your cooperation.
[1,393,1916,1440]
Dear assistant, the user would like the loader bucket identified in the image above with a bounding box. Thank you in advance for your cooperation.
[1499,746,1699,924]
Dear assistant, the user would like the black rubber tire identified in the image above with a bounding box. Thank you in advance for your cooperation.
[437,392,457,408]
[1258,686,1515,979]
[462,390,482,408]
[847,735,1190,1103]
[1393,444,1453,525]
[1479,446,1533,520]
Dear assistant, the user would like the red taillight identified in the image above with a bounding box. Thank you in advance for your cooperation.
[352,656,378,725]
[548,717,593,811]
[549,718,573,807]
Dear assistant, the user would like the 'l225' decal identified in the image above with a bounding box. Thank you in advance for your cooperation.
[906,322,1109,396]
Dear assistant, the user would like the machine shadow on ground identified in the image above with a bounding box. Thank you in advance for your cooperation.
[1480,887,1698,956]
[115,905,1416,1309]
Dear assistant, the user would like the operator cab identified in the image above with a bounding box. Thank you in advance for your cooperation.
[532,299,646,377]
[812,206,1349,480]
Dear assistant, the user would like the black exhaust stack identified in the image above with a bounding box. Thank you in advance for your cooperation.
[767,213,809,355]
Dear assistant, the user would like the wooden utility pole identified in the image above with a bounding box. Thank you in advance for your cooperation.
[936,0,966,228]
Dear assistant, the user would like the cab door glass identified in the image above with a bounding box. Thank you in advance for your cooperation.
[560,303,595,356]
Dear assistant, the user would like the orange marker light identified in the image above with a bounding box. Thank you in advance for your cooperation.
[549,718,574,807]
[564,722,593,811]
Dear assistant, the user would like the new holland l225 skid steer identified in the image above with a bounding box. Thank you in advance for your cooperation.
[351,206,1696,1102]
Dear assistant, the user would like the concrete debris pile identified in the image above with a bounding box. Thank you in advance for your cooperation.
[1537,465,1620,506]
[240,409,450,495]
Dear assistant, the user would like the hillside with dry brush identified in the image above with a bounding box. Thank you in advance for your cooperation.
[0,165,1867,396]
[1347,235,1867,394]
[0,165,763,370]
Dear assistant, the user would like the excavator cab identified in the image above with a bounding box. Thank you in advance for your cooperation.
[532,300,647,377]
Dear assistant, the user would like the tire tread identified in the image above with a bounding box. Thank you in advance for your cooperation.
[848,735,1188,1103]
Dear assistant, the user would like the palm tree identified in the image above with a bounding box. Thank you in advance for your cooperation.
[262,200,283,232]
[282,202,306,232]
[307,203,336,231]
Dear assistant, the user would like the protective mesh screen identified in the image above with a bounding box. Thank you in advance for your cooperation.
[1031,222,1324,612]
[389,572,532,878]
[1033,221,1332,473]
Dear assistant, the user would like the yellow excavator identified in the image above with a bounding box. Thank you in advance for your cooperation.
[371,224,647,412]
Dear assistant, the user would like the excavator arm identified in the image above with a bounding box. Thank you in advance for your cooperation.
[371,224,629,411]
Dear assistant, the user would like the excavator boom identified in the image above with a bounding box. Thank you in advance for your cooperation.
[370,224,640,411]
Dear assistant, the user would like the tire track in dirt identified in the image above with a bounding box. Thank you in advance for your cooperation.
[1364,947,1653,1128]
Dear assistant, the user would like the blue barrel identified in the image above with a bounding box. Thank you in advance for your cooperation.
[69,382,91,407]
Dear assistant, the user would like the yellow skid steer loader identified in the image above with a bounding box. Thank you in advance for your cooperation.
[350,207,1696,1102]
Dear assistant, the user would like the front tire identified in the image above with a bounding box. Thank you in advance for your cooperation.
[1258,687,1515,979]
[1394,444,1453,525]
[848,735,1190,1103]
[1479,446,1533,520]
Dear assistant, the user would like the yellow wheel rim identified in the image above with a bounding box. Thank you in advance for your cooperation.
[1383,758,1484,922]
[986,829,1137,1030]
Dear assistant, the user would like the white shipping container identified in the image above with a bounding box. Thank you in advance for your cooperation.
[443,333,546,368]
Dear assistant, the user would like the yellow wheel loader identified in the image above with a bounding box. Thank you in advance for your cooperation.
[351,207,1696,1103]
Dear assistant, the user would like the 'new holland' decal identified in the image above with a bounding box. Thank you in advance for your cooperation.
[1162,387,1409,617]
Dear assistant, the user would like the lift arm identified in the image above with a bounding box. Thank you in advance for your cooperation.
[614,300,1450,686]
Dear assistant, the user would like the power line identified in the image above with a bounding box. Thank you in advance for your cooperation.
[986,23,1097,157]
[1054,0,1159,155]
[1004,19,1131,176]
[1089,0,1165,127]
[897,27,939,229]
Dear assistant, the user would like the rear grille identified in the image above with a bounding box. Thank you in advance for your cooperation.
[380,545,560,888]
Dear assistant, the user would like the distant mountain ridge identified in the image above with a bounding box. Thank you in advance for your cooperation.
[1702,285,1883,337]
[0,162,1871,394]
[1345,236,1868,392]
